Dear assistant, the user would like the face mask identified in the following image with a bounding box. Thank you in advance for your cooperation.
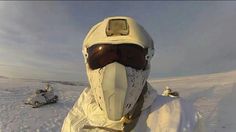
[86,62,149,121]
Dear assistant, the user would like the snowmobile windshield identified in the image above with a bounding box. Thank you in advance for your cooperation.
[87,43,148,70]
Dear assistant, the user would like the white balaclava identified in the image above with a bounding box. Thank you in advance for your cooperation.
[82,16,154,121]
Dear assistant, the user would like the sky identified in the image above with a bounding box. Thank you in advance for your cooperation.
[0,1,236,81]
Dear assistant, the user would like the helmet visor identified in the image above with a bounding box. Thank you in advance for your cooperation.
[87,44,148,70]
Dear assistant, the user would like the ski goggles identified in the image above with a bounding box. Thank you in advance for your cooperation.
[87,43,148,70]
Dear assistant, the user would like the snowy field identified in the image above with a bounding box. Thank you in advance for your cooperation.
[1,70,236,132]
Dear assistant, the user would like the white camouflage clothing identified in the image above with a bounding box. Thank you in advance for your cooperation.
[61,83,205,132]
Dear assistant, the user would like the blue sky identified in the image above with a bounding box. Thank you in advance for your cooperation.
[0,1,236,81]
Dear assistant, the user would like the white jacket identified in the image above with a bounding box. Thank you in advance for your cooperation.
[61,83,205,132]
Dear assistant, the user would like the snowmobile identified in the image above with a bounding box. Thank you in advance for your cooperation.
[24,87,58,108]
[168,91,179,98]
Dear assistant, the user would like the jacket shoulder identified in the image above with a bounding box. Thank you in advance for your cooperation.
[147,95,198,132]
[61,87,91,132]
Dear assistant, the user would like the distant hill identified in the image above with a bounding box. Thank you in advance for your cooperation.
[149,70,236,83]
[0,75,8,79]
[42,80,89,86]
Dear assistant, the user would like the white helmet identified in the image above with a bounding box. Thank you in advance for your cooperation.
[82,16,155,121]
[166,86,170,90]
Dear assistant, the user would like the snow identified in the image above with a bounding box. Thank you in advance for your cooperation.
[0,79,84,132]
[150,70,236,132]
[1,71,236,132]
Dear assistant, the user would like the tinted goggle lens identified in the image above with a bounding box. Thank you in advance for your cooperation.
[87,44,148,70]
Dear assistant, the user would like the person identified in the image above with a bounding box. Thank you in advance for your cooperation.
[162,86,172,96]
[42,83,54,101]
[45,83,53,93]
[62,16,205,132]
[35,83,52,94]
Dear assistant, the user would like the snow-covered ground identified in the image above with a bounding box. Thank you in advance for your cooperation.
[1,70,236,132]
